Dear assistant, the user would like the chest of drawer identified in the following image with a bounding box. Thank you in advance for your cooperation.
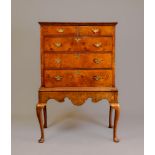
[37,22,120,143]
[79,26,114,36]
[42,26,77,35]
[44,37,113,52]
[44,70,112,87]
[44,53,112,69]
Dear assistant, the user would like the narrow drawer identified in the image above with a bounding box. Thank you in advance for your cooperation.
[44,37,79,51]
[79,26,114,36]
[42,26,77,35]
[44,70,112,87]
[44,53,112,69]
[80,37,113,51]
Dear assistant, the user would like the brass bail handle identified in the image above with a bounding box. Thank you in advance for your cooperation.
[94,42,102,48]
[92,28,100,33]
[93,75,102,81]
[75,38,81,42]
[57,28,64,33]
[54,42,62,48]
[93,58,103,64]
[55,75,63,81]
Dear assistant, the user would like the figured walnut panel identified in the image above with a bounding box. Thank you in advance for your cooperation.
[79,26,114,36]
[44,37,79,51]
[80,37,113,51]
[44,70,113,87]
[44,53,112,69]
[41,26,77,35]
[39,86,118,92]
[39,91,118,105]
[44,37,113,52]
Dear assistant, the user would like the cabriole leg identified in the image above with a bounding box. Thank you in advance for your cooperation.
[43,105,47,128]
[36,103,46,143]
[111,103,120,143]
[109,105,113,128]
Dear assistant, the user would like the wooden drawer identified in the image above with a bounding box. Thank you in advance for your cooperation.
[80,37,113,51]
[44,70,112,87]
[79,26,114,36]
[44,37,112,52]
[42,26,77,35]
[44,53,112,69]
[44,37,79,51]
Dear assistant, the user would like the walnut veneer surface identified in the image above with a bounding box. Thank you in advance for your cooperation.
[36,22,120,143]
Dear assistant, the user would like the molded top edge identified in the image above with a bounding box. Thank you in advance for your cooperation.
[38,22,118,26]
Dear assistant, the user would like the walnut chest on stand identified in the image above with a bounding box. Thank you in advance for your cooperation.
[36,22,120,143]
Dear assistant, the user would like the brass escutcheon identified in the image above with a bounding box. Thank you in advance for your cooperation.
[93,42,102,48]
[75,38,81,42]
[57,28,64,33]
[93,58,103,64]
[55,75,63,80]
[92,28,100,33]
[55,58,61,64]
[93,75,102,81]
[54,42,62,48]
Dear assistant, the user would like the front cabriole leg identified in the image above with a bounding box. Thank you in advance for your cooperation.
[36,103,46,143]
[110,103,120,143]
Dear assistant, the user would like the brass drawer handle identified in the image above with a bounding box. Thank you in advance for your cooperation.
[75,38,81,42]
[55,75,63,81]
[93,42,102,48]
[92,28,100,33]
[57,28,64,33]
[55,58,61,64]
[93,75,102,81]
[54,42,62,48]
[93,58,103,64]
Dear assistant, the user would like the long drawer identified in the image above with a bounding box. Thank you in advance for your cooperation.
[44,37,113,52]
[44,53,112,69]
[44,70,112,87]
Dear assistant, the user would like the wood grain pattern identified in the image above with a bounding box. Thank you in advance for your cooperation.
[44,53,112,69]
[42,25,77,35]
[44,69,112,87]
[44,36,112,52]
[39,91,118,105]
[39,86,118,92]
[79,37,113,51]
[79,26,114,36]
[36,22,120,143]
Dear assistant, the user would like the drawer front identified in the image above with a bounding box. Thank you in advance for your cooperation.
[44,53,112,69]
[44,37,79,51]
[44,37,112,52]
[79,26,114,36]
[80,37,113,51]
[42,26,77,35]
[44,70,112,87]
